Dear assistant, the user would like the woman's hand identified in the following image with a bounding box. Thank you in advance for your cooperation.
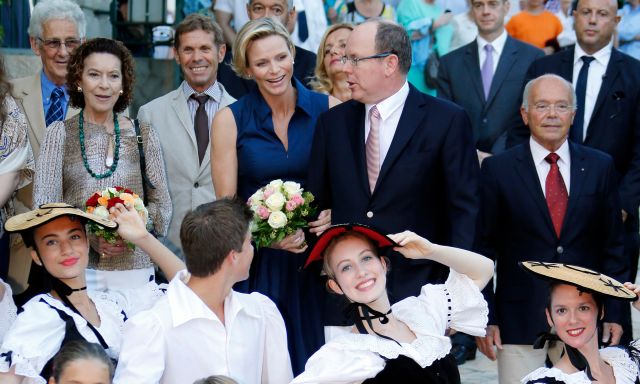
[309,209,331,236]
[433,12,453,30]
[90,234,127,258]
[388,231,435,260]
[270,228,308,253]
[624,282,640,311]
[110,203,150,244]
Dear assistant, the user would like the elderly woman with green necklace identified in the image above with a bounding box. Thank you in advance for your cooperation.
[33,38,171,291]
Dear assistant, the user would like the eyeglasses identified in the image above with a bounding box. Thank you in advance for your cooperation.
[37,38,81,51]
[532,103,574,114]
[340,51,394,66]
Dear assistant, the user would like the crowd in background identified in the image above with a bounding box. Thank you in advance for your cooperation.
[1,0,640,382]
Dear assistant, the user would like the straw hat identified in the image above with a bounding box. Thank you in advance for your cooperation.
[519,261,636,300]
[305,223,398,267]
[4,203,117,233]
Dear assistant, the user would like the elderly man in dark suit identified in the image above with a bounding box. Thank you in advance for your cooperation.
[308,20,480,332]
[476,74,627,383]
[511,0,640,343]
[437,0,543,161]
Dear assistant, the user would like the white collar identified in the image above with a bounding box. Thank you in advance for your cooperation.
[529,136,570,165]
[365,81,410,120]
[574,41,613,67]
[477,29,508,57]
[167,270,261,328]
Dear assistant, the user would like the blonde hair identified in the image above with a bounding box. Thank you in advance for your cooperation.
[232,18,296,79]
[193,375,239,384]
[310,23,354,94]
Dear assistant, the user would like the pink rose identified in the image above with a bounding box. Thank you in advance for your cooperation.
[285,200,297,212]
[292,195,304,205]
[263,187,274,199]
[257,205,270,219]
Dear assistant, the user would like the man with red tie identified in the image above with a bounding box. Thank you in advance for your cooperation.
[474,74,628,383]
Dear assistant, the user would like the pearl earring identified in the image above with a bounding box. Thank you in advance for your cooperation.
[119,90,124,95]
[77,86,82,92]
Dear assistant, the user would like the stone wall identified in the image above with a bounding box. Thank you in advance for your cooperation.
[1,48,179,116]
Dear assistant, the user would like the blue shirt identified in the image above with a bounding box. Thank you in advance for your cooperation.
[40,71,70,120]
[618,4,640,60]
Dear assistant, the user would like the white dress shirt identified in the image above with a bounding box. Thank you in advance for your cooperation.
[477,29,508,73]
[364,81,410,170]
[183,80,223,133]
[572,42,612,140]
[292,270,488,383]
[530,137,571,196]
[113,270,293,384]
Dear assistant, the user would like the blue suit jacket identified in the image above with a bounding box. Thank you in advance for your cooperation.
[437,36,544,154]
[308,84,480,323]
[509,47,640,227]
[475,141,627,344]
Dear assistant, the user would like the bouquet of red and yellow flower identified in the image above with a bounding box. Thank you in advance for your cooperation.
[248,179,316,249]
[85,186,149,250]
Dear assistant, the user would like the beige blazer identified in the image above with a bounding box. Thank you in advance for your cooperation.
[137,83,235,254]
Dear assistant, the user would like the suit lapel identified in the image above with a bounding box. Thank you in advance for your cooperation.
[515,144,556,235]
[376,86,424,190]
[348,101,370,196]
[463,42,485,103]
[486,37,517,107]
[562,143,586,237]
[558,48,574,83]
[172,87,198,152]
[585,49,622,140]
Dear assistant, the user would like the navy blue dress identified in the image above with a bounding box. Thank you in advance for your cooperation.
[230,78,328,374]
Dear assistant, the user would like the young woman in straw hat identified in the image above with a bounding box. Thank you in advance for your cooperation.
[0,203,184,384]
[520,261,640,384]
[292,224,494,383]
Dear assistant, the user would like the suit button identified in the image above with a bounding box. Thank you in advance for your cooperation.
[194,182,200,188]
[482,118,488,123]
[366,211,374,218]
[556,246,564,254]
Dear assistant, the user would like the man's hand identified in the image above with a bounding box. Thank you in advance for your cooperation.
[602,322,623,345]
[476,325,502,361]
[622,209,628,223]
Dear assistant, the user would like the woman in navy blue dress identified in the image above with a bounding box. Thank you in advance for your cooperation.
[210,18,339,374]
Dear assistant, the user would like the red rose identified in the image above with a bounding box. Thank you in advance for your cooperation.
[124,188,133,194]
[115,186,124,192]
[107,197,125,209]
[86,193,101,207]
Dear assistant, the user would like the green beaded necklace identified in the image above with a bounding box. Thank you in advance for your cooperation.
[79,109,120,179]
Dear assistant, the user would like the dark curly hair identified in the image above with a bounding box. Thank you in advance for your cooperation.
[66,38,135,113]
[0,55,12,128]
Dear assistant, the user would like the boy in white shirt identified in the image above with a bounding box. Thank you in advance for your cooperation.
[113,198,293,384]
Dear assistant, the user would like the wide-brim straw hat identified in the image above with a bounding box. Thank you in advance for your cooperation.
[519,261,636,300]
[305,223,398,268]
[4,203,117,233]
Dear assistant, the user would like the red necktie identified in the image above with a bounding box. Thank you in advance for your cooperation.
[545,153,568,237]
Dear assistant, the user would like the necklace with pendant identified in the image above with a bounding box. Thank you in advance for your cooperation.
[79,109,120,179]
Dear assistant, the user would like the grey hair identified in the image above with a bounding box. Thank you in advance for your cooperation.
[522,74,576,110]
[363,19,412,75]
[28,0,86,39]
[247,0,295,10]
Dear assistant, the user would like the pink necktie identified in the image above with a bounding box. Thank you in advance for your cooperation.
[545,153,568,237]
[366,106,381,193]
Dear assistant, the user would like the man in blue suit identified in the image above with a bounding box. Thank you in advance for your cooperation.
[476,74,627,383]
[308,20,480,329]
[511,0,640,344]
[437,0,544,160]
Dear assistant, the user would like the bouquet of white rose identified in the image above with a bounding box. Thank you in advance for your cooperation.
[248,179,316,249]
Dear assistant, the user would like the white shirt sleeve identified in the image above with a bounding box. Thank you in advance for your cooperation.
[416,269,489,336]
[0,280,16,345]
[252,293,294,384]
[113,309,166,384]
[213,0,234,13]
[105,281,166,318]
[291,342,385,384]
[0,297,66,384]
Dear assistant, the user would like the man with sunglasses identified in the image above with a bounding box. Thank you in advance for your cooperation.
[308,20,480,335]
[9,0,85,299]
